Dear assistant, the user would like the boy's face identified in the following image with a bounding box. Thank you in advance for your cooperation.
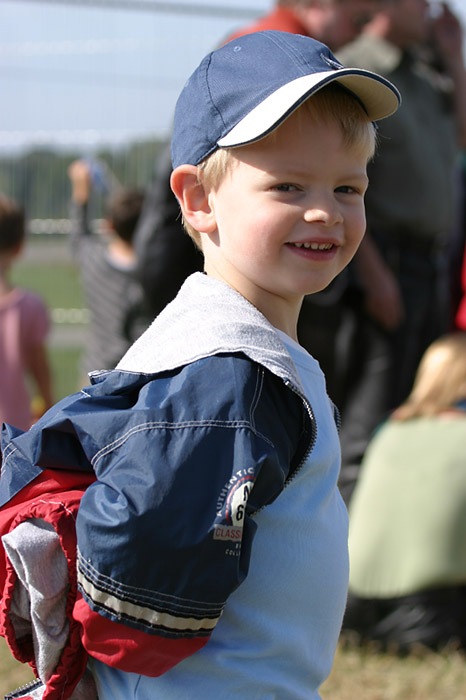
[201,107,369,334]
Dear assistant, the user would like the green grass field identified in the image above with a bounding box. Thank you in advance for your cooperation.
[12,258,84,310]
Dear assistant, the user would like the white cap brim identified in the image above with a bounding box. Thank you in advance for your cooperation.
[218,69,400,149]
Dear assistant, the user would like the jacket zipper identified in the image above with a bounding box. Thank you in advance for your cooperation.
[4,679,44,699]
[251,381,317,518]
[283,379,318,487]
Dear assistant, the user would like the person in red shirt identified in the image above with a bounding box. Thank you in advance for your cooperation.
[454,246,466,330]
[227,0,385,51]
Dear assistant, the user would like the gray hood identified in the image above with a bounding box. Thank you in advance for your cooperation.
[114,273,304,395]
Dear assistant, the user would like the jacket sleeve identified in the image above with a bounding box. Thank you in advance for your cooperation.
[73,355,307,676]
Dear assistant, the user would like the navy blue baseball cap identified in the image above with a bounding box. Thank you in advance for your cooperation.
[171,30,401,168]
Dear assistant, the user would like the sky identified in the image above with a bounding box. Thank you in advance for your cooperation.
[0,0,273,152]
[0,0,465,154]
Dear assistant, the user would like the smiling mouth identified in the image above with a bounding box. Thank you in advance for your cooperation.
[290,242,335,250]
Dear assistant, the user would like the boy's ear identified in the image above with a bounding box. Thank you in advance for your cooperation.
[170,165,217,234]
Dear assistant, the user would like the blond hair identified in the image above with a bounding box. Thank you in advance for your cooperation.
[394,333,466,421]
[181,82,377,248]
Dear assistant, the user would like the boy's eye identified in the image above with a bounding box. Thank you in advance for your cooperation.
[335,185,359,195]
[273,184,298,192]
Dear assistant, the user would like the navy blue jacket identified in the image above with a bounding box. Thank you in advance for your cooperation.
[0,274,327,686]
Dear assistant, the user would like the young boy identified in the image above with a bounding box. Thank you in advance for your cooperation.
[0,31,399,700]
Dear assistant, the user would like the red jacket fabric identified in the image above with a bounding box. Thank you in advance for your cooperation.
[0,469,95,700]
[226,7,309,42]
[455,245,466,330]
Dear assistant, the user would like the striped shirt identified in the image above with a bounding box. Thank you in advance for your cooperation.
[70,202,151,375]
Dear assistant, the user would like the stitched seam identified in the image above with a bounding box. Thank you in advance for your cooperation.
[80,598,216,637]
[78,552,225,612]
[249,367,264,433]
[267,31,308,74]
[1,443,17,467]
[36,499,76,519]
[91,419,274,467]
[203,52,227,130]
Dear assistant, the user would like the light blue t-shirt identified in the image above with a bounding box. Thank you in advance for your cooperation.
[90,334,348,699]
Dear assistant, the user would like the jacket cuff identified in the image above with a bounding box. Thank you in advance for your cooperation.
[73,596,209,675]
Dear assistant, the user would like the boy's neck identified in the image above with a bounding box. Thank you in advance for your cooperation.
[203,266,301,342]
[267,308,300,342]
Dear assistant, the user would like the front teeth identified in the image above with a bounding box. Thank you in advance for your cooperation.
[294,242,333,250]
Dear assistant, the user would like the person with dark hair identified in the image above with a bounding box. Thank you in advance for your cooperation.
[0,194,52,430]
[68,160,151,378]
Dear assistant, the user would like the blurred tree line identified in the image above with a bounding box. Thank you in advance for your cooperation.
[0,138,166,219]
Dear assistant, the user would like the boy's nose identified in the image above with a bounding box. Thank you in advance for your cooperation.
[303,195,343,227]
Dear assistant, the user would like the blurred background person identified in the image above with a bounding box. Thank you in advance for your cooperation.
[0,194,53,431]
[343,332,466,652]
[336,0,466,502]
[226,0,383,48]
[68,159,150,380]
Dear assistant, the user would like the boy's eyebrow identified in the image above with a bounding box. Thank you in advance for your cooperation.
[258,165,369,183]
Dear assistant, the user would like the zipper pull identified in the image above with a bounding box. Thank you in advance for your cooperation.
[4,679,44,700]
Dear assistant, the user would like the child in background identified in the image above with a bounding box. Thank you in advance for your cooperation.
[345,332,466,651]
[68,160,150,377]
[0,194,52,430]
[0,31,399,700]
